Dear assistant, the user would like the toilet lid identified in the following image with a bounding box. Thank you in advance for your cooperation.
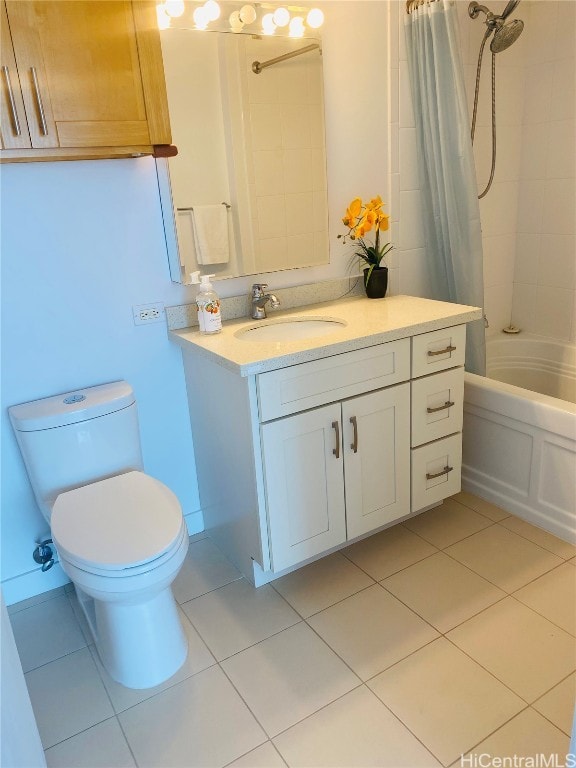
[51,471,184,571]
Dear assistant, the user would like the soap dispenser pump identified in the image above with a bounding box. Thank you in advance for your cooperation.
[190,271,222,334]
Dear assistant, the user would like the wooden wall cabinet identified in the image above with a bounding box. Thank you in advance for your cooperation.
[0,0,172,162]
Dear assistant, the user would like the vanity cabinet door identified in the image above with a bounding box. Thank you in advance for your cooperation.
[260,403,346,573]
[0,2,31,149]
[343,384,411,539]
[2,0,171,159]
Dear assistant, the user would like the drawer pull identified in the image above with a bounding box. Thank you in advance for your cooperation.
[2,66,21,136]
[426,465,453,480]
[30,67,48,136]
[427,345,456,357]
[332,421,340,459]
[350,415,358,453]
[427,400,455,414]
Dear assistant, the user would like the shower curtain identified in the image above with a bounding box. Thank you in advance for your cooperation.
[405,0,486,375]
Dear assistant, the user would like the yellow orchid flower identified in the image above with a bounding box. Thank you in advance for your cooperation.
[342,197,362,228]
[378,212,390,231]
[367,195,383,211]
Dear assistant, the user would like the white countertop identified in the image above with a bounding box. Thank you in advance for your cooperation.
[170,295,483,376]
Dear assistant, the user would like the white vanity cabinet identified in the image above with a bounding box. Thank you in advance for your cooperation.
[256,339,411,571]
[410,325,466,511]
[261,383,411,572]
[174,295,481,586]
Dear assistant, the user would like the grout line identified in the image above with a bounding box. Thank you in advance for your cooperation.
[115,713,140,767]
[222,739,288,768]
[270,578,378,621]
[508,591,576,638]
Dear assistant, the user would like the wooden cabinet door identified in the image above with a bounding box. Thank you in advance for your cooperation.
[261,403,346,572]
[0,2,31,149]
[343,384,411,539]
[5,0,169,149]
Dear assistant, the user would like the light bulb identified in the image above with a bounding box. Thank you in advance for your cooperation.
[239,4,256,24]
[289,15,305,37]
[306,8,324,28]
[262,12,276,34]
[203,0,220,20]
[272,7,290,26]
[164,0,185,17]
[229,10,244,30]
[193,5,209,28]
[156,3,171,29]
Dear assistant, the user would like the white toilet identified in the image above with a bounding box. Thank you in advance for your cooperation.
[9,381,189,690]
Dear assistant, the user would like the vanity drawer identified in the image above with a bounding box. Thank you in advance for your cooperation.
[411,433,462,513]
[257,339,410,421]
[412,325,466,378]
[411,367,464,447]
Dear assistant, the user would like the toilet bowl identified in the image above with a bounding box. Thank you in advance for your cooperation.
[52,471,189,689]
[9,382,189,689]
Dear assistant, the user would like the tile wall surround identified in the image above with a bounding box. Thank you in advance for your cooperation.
[397,0,576,342]
[510,0,576,342]
[166,275,365,331]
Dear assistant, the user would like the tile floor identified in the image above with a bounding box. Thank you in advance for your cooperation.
[9,492,576,768]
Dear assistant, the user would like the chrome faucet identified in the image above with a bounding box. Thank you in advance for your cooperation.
[251,283,280,319]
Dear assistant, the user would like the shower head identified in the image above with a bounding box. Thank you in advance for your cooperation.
[500,0,521,21]
[468,0,522,27]
[490,18,524,52]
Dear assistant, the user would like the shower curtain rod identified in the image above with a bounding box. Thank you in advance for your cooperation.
[252,43,320,74]
[406,0,442,14]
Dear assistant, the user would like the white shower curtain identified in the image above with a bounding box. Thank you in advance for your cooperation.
[405,0,486,375]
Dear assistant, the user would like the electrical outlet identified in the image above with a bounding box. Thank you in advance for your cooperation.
[133,302,165,325]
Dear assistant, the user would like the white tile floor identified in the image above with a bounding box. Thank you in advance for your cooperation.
[9,492,576,768]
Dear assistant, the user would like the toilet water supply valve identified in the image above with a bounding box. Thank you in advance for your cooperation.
[33,539,55,572]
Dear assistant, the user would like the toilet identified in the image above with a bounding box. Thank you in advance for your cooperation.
[9,381,189,690]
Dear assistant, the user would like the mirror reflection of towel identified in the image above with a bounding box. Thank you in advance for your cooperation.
[189,205,230,265]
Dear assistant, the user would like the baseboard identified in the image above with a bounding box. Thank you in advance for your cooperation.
[1,562,70,607]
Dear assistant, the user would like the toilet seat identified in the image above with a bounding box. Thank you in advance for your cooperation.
[51,471,185,574]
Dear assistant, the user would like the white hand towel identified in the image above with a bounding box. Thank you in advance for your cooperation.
[189,205,230,265]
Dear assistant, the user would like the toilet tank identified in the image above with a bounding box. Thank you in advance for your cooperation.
[9,381,144,522]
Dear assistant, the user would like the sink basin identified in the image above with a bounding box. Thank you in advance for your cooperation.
[235,317,346,342]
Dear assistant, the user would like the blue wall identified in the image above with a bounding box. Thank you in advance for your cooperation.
[0,158,201,603]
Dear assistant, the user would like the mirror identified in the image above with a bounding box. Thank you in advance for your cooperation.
[157,22,329,283]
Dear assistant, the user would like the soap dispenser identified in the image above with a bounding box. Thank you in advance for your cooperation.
[190,272,222,334]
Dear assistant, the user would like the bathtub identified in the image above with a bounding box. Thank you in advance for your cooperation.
[462,334,576,543]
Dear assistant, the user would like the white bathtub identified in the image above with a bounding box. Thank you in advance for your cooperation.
[463,334,576,543]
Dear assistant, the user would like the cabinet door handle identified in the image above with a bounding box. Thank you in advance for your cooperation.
[426,400,455,414]
[30,67,48,136]
[426,465,453,480]
[427,345,456,357]
[350,416,358,453]
[1,66,22,136]
[332,421,340,459]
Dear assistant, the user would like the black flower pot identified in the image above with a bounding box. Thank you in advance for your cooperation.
[363,267,388,299]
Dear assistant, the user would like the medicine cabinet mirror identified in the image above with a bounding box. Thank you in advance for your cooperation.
[157,20,329,283]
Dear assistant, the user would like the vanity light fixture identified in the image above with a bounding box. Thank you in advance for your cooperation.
[272,6,290,27]
[261,11,277,34]
[288,15,305,37]
[157,2,325,34]
[239,4,257,23]
[164,0,186,16]
[204,0,221,20]
[306,7,324,28]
